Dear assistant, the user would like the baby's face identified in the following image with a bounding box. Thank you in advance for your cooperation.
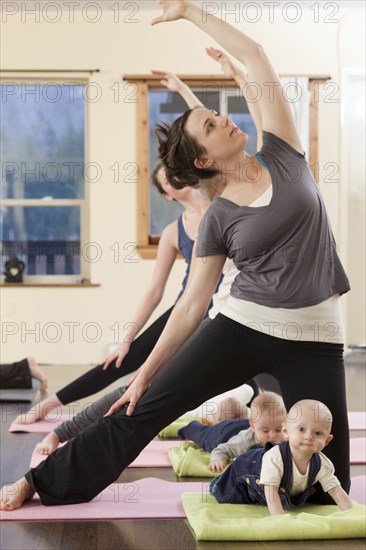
[285,407,333,454]
[251,413,284,445]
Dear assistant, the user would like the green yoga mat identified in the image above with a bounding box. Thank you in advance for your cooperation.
[182,493,366,541]
[169,442,224,477]
[159,416,202,438]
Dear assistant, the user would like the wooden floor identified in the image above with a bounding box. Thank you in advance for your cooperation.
[1,355,365,550]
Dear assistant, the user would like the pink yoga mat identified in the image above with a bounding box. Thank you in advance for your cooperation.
[9,414,73,433]
[30,439,182,468]
[350,438,366,464]
[1,476,364,522]
[348,412,366,431]
[0,477,206,521]
[25,436,366,469]
[350,476,366,505]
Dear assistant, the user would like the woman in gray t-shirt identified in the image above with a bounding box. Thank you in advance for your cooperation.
[1,0,350,510]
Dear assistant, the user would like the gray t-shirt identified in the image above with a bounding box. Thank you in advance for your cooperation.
[196,131,350,309]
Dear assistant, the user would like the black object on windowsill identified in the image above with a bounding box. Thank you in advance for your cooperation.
[3,256,26,283]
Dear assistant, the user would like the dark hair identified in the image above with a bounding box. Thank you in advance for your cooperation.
[151,162,165,195]
[154,108,220,190]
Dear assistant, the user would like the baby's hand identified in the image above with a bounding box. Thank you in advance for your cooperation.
[208,460,226,473]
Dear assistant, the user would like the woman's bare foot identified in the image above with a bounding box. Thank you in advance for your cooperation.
[0,478,35,511]
[36,431,60,455]
[27,356,48,391]
[15,394,63,424]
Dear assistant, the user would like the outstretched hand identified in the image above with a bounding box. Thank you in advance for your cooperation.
[151,0,189,26]
[151,70,183,92]
[105,371,151,417]
[206,47,240,80]
[103,341,132,371]
[208,460,227,473]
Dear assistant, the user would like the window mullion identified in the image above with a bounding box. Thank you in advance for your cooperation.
[220,87,228,117]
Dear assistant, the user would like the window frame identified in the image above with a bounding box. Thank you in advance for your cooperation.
[124,73,330,259]
[0,72,91,284]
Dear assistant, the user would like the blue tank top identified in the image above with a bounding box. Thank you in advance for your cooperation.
[175,214,223,312]
[175,214,194,302]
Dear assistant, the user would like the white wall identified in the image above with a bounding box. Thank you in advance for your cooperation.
[1,2,365,363]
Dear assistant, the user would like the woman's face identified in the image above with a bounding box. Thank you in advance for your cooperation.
[184,107,249,168]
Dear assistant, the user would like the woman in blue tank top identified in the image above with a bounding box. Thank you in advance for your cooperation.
[13,73,212,426]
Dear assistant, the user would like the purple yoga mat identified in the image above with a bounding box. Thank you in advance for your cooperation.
[350,476,366,505]
[0,478,206,521]
[348,412,366,431]
[9,414,73,433]
[30,439,181,468]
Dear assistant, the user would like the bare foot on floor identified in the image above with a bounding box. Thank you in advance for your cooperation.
[27,356,48,391]
[15,394,63,424]
[36,431,60,455]
[0,478,35,511]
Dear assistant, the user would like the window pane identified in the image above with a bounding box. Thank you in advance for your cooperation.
[1,84,85,199]
[1,206,80,275]
[149,89,220,237]
[228,95,258,155]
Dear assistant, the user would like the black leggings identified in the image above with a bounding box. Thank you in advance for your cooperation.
[56,307,174,404]
[26,314,349,506]
[0,359,31,389]
[56,306,258,405]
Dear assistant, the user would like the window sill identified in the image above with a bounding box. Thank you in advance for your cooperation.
[138,245,158,259]
[0,283,101,288]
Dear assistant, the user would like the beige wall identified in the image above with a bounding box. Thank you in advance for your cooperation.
[1,2,365,363]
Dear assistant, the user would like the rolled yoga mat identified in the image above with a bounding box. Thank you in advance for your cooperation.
[0,380,41,403]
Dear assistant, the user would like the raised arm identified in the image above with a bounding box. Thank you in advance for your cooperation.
[103,221,178,370]
[206,47,263,150]
[106,252,226,416]
[152,70,203,109]
[152,0,303,153]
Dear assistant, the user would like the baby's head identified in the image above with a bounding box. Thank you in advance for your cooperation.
[283,399,333,454]
[249,391,287,445]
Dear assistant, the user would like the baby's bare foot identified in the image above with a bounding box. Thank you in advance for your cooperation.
[15,395,62,424]
[0,478,35,511]
[36,431,60,455]
[27,356,48,391]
